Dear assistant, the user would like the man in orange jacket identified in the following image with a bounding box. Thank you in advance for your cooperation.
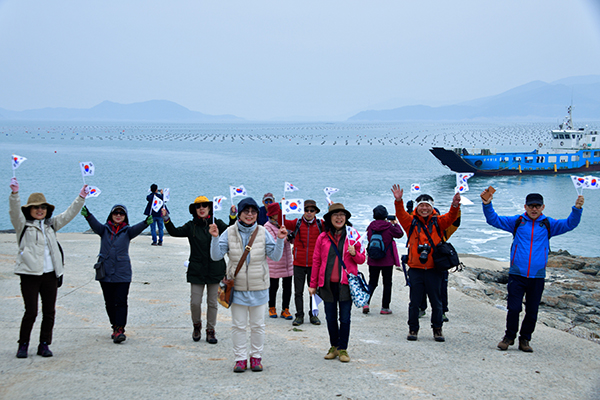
[391,184,460,342]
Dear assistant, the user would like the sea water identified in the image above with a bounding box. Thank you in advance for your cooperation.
[1,120,599,260]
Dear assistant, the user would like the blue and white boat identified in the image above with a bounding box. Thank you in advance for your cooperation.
[430,106,600,176]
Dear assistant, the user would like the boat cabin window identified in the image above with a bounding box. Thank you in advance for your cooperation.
[560,156,568,163]
[595,151,600,157]
[525,157,533,163]
[536,156,545,163]
[548,156,557,163]
[593,137,597,142]
[583,152,591,158]
[559,134,565,139]
[553,134,559,139]
[572,156,580,162]
[514,156,521,162]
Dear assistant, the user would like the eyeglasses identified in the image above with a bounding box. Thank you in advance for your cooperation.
[526,204,542,209]
[241,208,258,215]
[112,210,126,216]
[195,203,211,209]
[31,205,47,210]
[332,211,346,217]
[305,209,316,213]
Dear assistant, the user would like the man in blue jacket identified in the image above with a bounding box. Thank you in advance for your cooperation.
[481,190,584,352]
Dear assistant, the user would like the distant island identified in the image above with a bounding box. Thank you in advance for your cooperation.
[0,100,243,122]
[348,75,600,122]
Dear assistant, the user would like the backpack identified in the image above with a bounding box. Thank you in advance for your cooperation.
[367,230,387,259]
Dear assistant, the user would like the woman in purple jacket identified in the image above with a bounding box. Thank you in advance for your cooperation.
[364,205,403,315]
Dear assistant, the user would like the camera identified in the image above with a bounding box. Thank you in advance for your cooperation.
[417,243,431,264]
[287,231,296,243]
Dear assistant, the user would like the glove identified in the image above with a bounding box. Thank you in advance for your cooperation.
[79,185,88,198]
[146,215,154,225]
[10,178,19,193]
[81,206,89,218]
[229,205,237,217]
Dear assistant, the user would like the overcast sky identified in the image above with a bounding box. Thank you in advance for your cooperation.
[1,0,599,120]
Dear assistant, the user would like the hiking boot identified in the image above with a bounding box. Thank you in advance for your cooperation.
[37,342,53,357]
[151,242,158,246]
[206,329,218,344]
[418,310,426,318]
[250,357,263,372]
[113,326,126,344]
[433,328,445,342]
[111,325,116,340]
[269,307,277,318]
[233,360,247,373]
[192,323,202,342]
[281,308,293,320]
[309,315,321,325]
[519,338,533,353]
[442,313,449,322]
[324,346,338,360]
[362,305,370,314]
[338,349,350,363]
[380,308,392,315]
[407,331,418,341]
[16,343,28,359]
[158,242,162,246]
[292,316,304,326]
[497,336,514,351]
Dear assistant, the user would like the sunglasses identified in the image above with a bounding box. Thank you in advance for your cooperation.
[31,205,48,210]
[241,208,258,215]
[264,199,274,204]
[527,204,542,209]
[305,209,317,213]
[112,210,126,216]
[195,203,211,209]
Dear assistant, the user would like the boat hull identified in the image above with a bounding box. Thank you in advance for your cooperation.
[430,147,600,176]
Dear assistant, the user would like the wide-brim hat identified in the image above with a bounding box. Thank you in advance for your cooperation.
[189,195,213,215]
[323,203,351,222]
[304,199,320,214]
[22,193,55,218]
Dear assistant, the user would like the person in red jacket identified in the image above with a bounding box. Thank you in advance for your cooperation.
[283,199,323,326]
[391,184,460,343]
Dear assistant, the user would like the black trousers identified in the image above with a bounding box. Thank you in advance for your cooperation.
[19,272,58,344]
[408,268,444,332]
[367,265,393,309]
[269,276,292,309]
[293,266,314,318]
[100,282,131,328]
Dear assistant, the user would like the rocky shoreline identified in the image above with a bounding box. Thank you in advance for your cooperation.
[451,250,600,344]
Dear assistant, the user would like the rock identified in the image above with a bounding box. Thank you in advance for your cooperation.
[580,268,599,276]
[547,255,586,270]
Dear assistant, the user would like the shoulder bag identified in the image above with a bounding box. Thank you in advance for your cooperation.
[328,235,370,308]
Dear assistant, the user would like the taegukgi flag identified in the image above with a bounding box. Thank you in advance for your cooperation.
[346,226,360,244]
[324,187,339,197]
[457,173,474,185]
[80,162,95,176]
[284,182,300,192]
[455,183,469,194]
[410,183,421,194]
[213,196,227,211]
[230,185,247,198]
[86,186,101,198]
[152,195,164,213]
[12,154,27,170]
[163,188,170,202]
[585,176,600,189]
[283,199,304,215]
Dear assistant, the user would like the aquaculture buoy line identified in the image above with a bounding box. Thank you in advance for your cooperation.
[0,121,580,149]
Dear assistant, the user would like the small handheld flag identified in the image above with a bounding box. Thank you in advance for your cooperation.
[152,195,164,213]
[571,175,586,195]
[283,199,304,215]
[457,173,474,185]
[213,196,227,211]
[11,154,27,177]
[86,186,101,198]
[80,162,95,177]
[346,226,359,244]
[410,183,421,194]
[455,183,469,194]
[163,188,170,203]
[230,185,247,201]
[284,182,299,192]
[324,187,339,197]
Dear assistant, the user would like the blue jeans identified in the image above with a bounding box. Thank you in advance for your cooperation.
[150,216,164,244]
[505,274,545,341]
[323,283,352,350]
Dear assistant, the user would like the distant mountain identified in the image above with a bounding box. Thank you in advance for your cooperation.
[348,75,600,121]
[0,100,243,122]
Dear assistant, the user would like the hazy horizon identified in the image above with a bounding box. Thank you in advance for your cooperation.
[1,0,600,120]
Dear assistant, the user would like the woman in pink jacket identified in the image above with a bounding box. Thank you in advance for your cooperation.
[308,203,365,363]
[265,203,294,320]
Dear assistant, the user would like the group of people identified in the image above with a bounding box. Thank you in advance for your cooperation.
[9,177,585,372]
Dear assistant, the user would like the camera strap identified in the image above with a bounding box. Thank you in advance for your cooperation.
[416,217,444,249]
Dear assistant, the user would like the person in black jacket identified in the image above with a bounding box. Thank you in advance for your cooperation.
[162,196,236,344]
[81,204,151,343]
